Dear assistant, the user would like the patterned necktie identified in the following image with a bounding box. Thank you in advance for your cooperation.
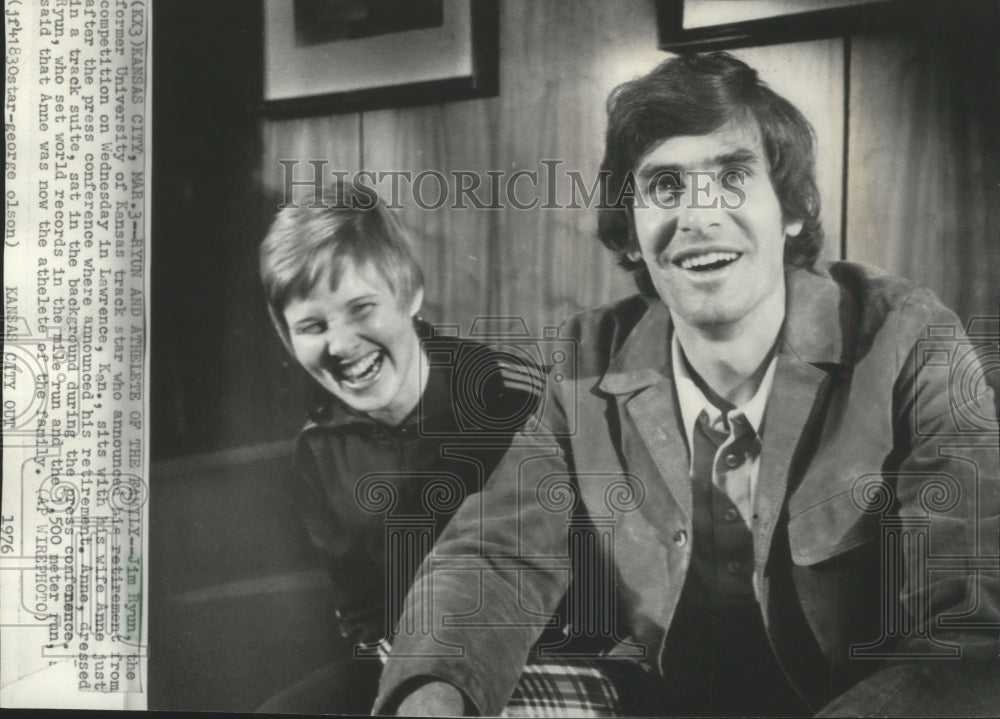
[693,410,759,527]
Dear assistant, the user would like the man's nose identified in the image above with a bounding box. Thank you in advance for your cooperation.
[678,199,723,236]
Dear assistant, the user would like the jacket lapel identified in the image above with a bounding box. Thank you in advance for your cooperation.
[754,265,847,569]
[627,382,693,519]
[752,354,828,570]
[598,301,693,518]
[597,265,849,553]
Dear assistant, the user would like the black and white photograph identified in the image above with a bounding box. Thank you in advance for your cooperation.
[3,0,999,716]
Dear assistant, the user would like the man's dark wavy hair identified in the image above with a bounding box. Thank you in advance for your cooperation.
[597,52,824,296]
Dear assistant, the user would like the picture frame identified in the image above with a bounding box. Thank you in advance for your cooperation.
[655,0,899,52]
[262,0,499,118]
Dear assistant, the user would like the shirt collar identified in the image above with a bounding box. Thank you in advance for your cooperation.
[670,331,776,453]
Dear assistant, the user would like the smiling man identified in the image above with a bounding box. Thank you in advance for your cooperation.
[374,53,1000,716]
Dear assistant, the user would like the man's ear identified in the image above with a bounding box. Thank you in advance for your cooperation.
[408,286,424,318]
[625,212,643,263]
[785,219,804,238]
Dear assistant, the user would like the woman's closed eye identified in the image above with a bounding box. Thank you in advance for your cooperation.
[293,320,327,336]
[350,301,376,319]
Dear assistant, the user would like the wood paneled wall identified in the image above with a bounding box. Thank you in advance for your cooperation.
[260,2,853,338]
[735,40,844,256]
[846,14,1000,322]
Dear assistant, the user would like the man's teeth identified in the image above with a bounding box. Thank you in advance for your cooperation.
[678,251,740,270]
[337,351,382,382]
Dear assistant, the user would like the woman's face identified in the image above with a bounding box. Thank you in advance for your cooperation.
[283,259,425,426]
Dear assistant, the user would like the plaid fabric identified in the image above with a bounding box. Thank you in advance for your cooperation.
[375,641,624,716]
[500,658,623,718]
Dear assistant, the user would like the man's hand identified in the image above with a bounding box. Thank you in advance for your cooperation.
[395,680,467,716]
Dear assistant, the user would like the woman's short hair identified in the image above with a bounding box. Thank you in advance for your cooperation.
[597,52,824,296]
[260,181,424,350]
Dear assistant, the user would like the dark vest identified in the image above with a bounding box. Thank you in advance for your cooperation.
[658,414,808,716]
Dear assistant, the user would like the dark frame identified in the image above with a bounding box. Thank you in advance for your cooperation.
[261,0,498,118]
[655,0,901,52]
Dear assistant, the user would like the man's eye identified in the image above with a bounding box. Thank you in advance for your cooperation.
[651,171,684,197]
[722,167,750,185]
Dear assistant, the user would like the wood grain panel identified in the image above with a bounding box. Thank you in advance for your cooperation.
[253,115,364,451]
[490,0,665,332]
[361,101,497,330]
[733,40,845,259]
[846,28,1000,321]
[260,114,362,199]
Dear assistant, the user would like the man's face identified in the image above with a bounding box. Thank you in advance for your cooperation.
[631,119,802,331]
[283,259,424,426]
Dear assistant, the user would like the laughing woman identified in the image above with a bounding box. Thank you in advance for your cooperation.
[255,182,542,714]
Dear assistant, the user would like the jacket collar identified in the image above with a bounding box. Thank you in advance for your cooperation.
[778,263,845,366]
[598,264,846,395]
[598,298,674,395]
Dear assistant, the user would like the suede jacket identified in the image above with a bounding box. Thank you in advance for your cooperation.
[375,261,1000,716]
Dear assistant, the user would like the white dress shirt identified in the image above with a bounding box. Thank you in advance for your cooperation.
[671,332,777,528]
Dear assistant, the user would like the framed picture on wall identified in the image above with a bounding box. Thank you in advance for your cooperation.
[262,0,499,117]
[655,0,899,52]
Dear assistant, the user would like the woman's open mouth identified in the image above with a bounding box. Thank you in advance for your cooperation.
[331,350,384,390]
